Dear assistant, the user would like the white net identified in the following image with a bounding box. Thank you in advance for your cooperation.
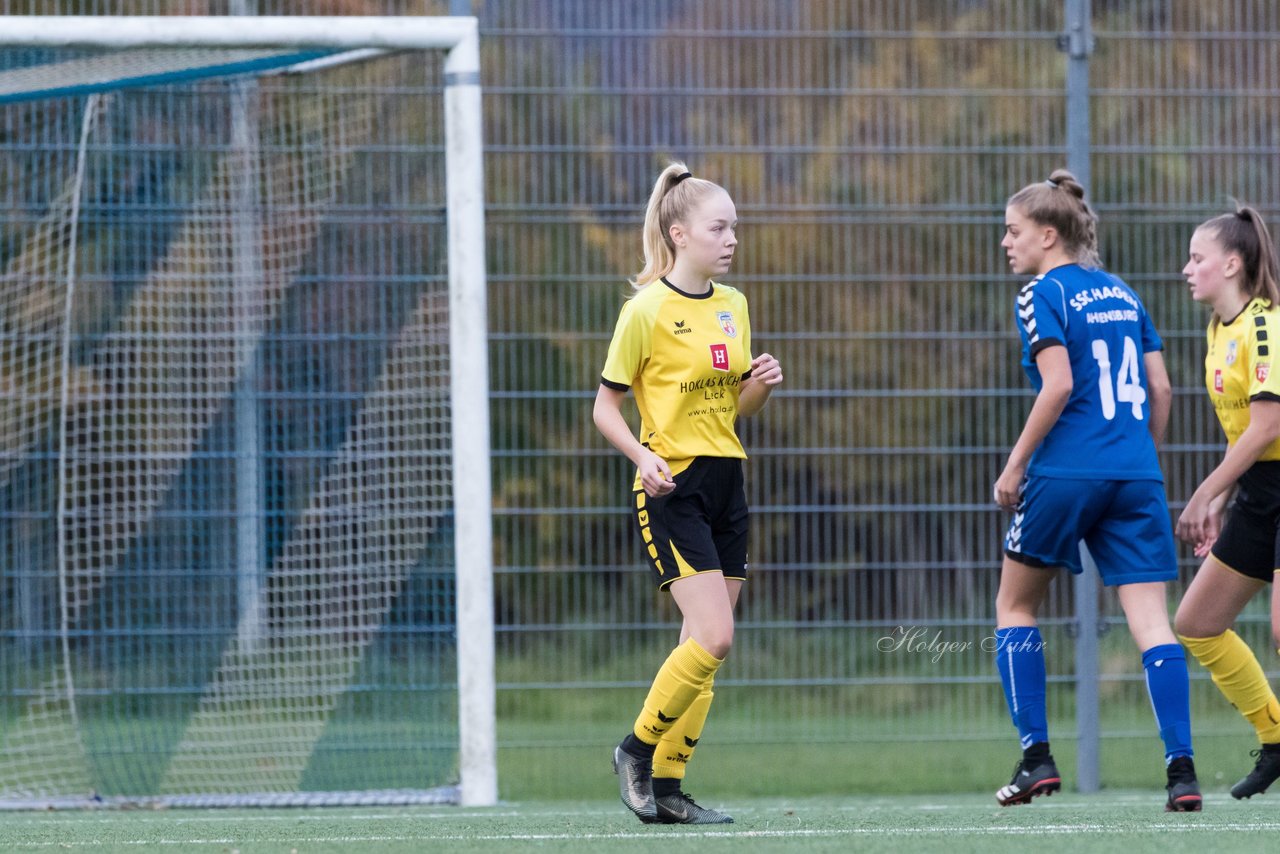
[0,47,458,806]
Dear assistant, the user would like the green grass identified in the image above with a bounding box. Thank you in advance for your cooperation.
[497,732,1272,800]
[3,794,1280,853]
[3,706,1261,801]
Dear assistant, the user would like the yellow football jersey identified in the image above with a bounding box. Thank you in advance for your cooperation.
[1205,297,1280,459]
[601,278,754,475]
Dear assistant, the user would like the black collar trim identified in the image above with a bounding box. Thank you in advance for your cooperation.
[661,277,714,299]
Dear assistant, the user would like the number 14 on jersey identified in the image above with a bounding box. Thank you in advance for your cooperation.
[1091,335,1146,421]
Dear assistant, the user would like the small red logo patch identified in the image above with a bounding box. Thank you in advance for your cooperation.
[1258,362,1271,384]
[709,343,729,372]
[1214,369,1224,394]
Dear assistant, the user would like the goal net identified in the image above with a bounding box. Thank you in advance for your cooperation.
[0,17,494,808]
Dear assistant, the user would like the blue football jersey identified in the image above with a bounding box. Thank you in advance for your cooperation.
[1015,263,1164,480]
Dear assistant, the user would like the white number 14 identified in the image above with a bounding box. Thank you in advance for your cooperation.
[1091,336,1146,421]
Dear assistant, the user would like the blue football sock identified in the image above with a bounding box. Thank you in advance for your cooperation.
[1143,643,1193,762]
[995,626,1049,749]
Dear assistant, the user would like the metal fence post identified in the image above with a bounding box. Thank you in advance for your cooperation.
[1075,544,1101,793]
[228,0,265,651]
[1063,0,1094,192]
[1062,0,1100,794]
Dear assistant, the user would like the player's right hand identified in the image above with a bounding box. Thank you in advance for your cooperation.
[1176,490,1216,550]
[992,462,1024,511]
[1190,496,1226,558]
[638,452,675,497]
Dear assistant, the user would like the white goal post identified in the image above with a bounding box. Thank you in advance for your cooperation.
[0,17,496,808]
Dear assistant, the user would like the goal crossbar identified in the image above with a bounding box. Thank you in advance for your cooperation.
[0,16,496,809]
[0,16,478,54]
[0,49,348,104]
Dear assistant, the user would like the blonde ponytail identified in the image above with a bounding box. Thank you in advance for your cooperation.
[631,162,722,290]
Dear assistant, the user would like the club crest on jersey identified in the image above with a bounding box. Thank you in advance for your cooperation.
[1226,339,1238,365]
[1258,362,1271,384]
[709,343,730,372]
[717,311,737,338]
[1214,369,1224,394]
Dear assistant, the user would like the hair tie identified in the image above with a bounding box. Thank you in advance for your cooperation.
[672,171,693,185]
[1237,208,1252,221]
[1045,179,1060,188]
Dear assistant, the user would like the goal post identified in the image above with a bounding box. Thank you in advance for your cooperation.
[0,17,496,808]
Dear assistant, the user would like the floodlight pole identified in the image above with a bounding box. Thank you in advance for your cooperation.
[0,15,497,807]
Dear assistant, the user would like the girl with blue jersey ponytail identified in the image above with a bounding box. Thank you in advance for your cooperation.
[992,169,1199,811]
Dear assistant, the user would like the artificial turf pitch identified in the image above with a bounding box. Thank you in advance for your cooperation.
[3,793,1279,853]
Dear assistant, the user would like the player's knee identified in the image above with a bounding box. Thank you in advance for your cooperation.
[1172,607,1213,640]
[994,592,1036,626]
[698,628,733,660]
[1128,620,1176,652]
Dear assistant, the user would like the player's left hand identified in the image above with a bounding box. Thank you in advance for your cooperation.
[750,353,783,386]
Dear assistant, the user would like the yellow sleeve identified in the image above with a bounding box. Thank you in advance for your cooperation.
[1247,306,1280,400]
[600,298,651,389]
[739,291,754,379]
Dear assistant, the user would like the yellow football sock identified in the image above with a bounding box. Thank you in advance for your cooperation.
[633,638,722,745]
[653,682,714,782]
[1181,630,1280,744]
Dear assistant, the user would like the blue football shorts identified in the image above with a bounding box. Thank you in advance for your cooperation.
[1004,476,1177,586]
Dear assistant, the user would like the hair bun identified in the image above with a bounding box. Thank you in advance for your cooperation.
[1048,169,1085,199]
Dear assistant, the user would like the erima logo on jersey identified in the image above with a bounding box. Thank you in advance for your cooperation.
[1214,369,1224,394]
[1259,362,1271,383]
[673,320,692,335]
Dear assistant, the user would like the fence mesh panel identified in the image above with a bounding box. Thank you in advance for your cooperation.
[3,0,1279,799]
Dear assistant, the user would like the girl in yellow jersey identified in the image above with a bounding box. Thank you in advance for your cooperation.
[594,163,782,824]
[1174,204,1280,799]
